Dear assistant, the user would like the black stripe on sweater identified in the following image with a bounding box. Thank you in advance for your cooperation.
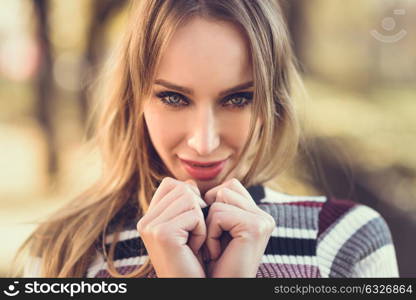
[106,236,316,261]
[265,237,316,256]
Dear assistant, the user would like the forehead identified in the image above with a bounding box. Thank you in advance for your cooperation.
[155,17,252,95]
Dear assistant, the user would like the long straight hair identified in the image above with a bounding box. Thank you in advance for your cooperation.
[12,0,301,278]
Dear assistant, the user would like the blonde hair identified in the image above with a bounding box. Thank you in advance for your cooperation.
[12,0,301,278]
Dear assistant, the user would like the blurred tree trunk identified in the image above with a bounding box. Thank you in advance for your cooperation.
[32,0,58,182]
[79,0,128,136]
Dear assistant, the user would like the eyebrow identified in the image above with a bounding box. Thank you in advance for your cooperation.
[154,79,254,97]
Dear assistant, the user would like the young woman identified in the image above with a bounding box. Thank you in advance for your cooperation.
[15,0,399,278]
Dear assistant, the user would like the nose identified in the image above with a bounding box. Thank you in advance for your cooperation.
[187,105,220,155]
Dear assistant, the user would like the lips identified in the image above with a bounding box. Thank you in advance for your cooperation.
[179,158,227,181]
[180,158,226,167]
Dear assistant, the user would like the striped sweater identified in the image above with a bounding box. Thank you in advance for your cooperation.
[24,184,399,278]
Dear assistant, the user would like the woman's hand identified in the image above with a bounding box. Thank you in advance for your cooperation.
[136,177,208,277]
[203,178,276,277]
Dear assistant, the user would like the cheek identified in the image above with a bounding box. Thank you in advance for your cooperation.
[144,106,183,153]
[221,111,252,149]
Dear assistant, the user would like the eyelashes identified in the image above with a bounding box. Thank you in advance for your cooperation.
[154,90,254,109]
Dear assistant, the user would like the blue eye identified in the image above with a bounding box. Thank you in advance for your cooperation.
[154,91,253,109]
[221,92,253,108]
[155,91,189,107]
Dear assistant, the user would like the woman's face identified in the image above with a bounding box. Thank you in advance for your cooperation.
[143,16,256,194]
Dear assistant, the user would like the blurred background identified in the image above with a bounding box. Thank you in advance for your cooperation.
[0,0,415,277]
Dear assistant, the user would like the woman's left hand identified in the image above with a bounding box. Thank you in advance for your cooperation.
[203,178,276,277]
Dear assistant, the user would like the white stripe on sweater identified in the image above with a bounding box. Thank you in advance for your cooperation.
[271,227,317,239]
[262,187,326,204]
[317,205,380,277]
[105,230,139,244]
[261,254,315,266]
[350,244,399,277]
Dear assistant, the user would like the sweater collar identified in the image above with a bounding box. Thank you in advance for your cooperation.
[247,184,265,204]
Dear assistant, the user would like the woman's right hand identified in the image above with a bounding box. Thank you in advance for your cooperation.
[136,177,208,277]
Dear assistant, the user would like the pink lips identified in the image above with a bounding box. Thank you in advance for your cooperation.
[179,158,227,181]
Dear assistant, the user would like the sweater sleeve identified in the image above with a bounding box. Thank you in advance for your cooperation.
[317,198,399,278]
[23,256,42,277]
[350,243,399,277]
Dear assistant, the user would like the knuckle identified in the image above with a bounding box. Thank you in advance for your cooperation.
[219,187,230,194]
[150,224,172,244]
[248,217,273,238]
[216,189,228,204]
[160,177,173,186]
[136,218,147,234]
[179,192,197,210]
[139,226,153,240]
[208,209,222,224]
[176,182,191,194]
[262,211,276,228]
[268,215,276,228]
[230,178,240,186]
[258,210,276,227]
[136,220,143,233]
[249,225,265,238]
[210,202,223,212]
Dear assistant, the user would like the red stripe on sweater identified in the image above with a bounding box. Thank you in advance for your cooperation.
[318,197,357,238]
[285,201,325,207]
[260,201,324,207]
